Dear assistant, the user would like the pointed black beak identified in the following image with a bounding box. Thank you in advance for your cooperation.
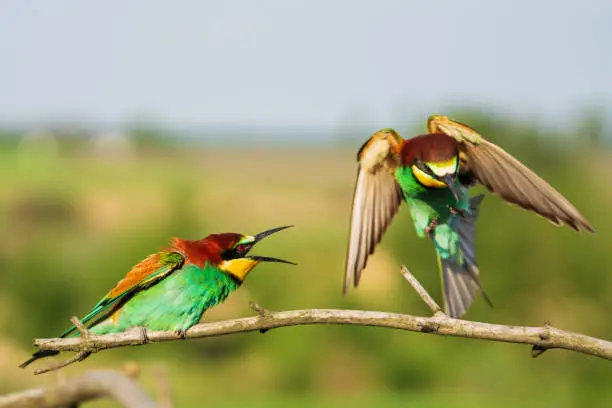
[442,174,460,202]
[248,255,296,265]
[253,225,293,242]
[249,225,296,265]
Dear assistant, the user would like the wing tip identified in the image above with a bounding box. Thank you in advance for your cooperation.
[342,266,362,295]
[548,215,595,234]
[577,218,596,233]
[342,268,352,295]
[567,221,595,233]
[500,199,596,235]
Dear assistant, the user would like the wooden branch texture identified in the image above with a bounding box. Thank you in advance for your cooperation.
[24,265,612,375]
[32,308,612,361]
[0,370,157,408]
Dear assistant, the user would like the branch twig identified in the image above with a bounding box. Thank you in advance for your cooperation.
[33,316,94,375]
[25,266,612,373]
[399,265,443,315]
[0,370,157,408]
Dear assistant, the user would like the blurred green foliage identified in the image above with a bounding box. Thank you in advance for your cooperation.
[0,113,610,407]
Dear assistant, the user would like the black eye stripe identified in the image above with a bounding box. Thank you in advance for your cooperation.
[414,159,435,176]
[222,243,253,260]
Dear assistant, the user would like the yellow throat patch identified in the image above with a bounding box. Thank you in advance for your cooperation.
[218,258,259,281]
[411,156,458,188]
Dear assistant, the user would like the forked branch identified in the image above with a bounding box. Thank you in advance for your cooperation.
[26,265,612,374]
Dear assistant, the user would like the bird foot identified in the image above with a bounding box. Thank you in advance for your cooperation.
[532,321,553,358]
[174,329,187,339]
[448,205,466,217]
[424,217,439,236]
[138,327,150,345]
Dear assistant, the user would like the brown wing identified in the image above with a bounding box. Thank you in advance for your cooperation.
[428,115,594,232]
[344,131,404,294]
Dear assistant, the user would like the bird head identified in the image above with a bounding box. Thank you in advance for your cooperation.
[402,132,461,200]
[411,155,461,200]
[209,226,295,281]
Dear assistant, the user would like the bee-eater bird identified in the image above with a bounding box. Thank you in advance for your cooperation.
[20,226,294,368]
[344,115,594,318]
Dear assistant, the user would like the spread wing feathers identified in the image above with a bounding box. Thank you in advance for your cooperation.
[344,137,403,294]
[429,115,594,232]
[440,195,491,318]
[60,251,185,338]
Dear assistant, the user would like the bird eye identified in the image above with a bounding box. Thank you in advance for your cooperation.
[414,159,434,176]
[236,244,246,253]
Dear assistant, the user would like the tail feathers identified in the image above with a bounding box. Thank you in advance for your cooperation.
[19,322,81,369]
[19,350,59,369]
[440,258,490,318]
[441,194,492,318]
[456,195,484,266]
[20,316,92,369]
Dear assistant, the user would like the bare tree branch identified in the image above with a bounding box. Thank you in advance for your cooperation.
[25,265,612,373]
[0,370,157,408]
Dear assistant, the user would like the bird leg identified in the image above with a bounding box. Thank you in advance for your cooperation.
[138,327,150,345]
[448,205,467,217]
[424,216,439,236]
[532,321,553,358]
[174,329,187,339]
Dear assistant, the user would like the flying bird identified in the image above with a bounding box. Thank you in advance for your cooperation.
[344,115,594,318]
[21,226,294,368]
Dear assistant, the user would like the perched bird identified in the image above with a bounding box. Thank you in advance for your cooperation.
[20,226,294,368]
[344,115,594,318]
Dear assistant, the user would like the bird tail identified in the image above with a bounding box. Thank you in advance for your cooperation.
[20,314,98,368]
[19,322,81,368]
[436,194,492,318]
[19,350,60,369]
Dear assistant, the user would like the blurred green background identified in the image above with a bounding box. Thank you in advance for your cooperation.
[0,112,610,407]
[2,1,611,406]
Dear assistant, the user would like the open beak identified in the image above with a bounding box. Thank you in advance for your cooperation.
[248,255,295,265]
[248,225,296,265]
[253,225,293,242]
[441,174,460,202]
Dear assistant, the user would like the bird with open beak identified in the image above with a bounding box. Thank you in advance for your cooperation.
[20,226,295,369]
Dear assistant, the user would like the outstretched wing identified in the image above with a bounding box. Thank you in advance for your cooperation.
[60,251,185,337]
[344,131,404,293]
[428,115,594,232]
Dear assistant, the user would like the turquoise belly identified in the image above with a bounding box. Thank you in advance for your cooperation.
[394,166,470,237]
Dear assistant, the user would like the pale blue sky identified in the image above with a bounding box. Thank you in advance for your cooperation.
[0,1,610,132]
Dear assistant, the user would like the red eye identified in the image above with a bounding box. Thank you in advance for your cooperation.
[236,244,246,252]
